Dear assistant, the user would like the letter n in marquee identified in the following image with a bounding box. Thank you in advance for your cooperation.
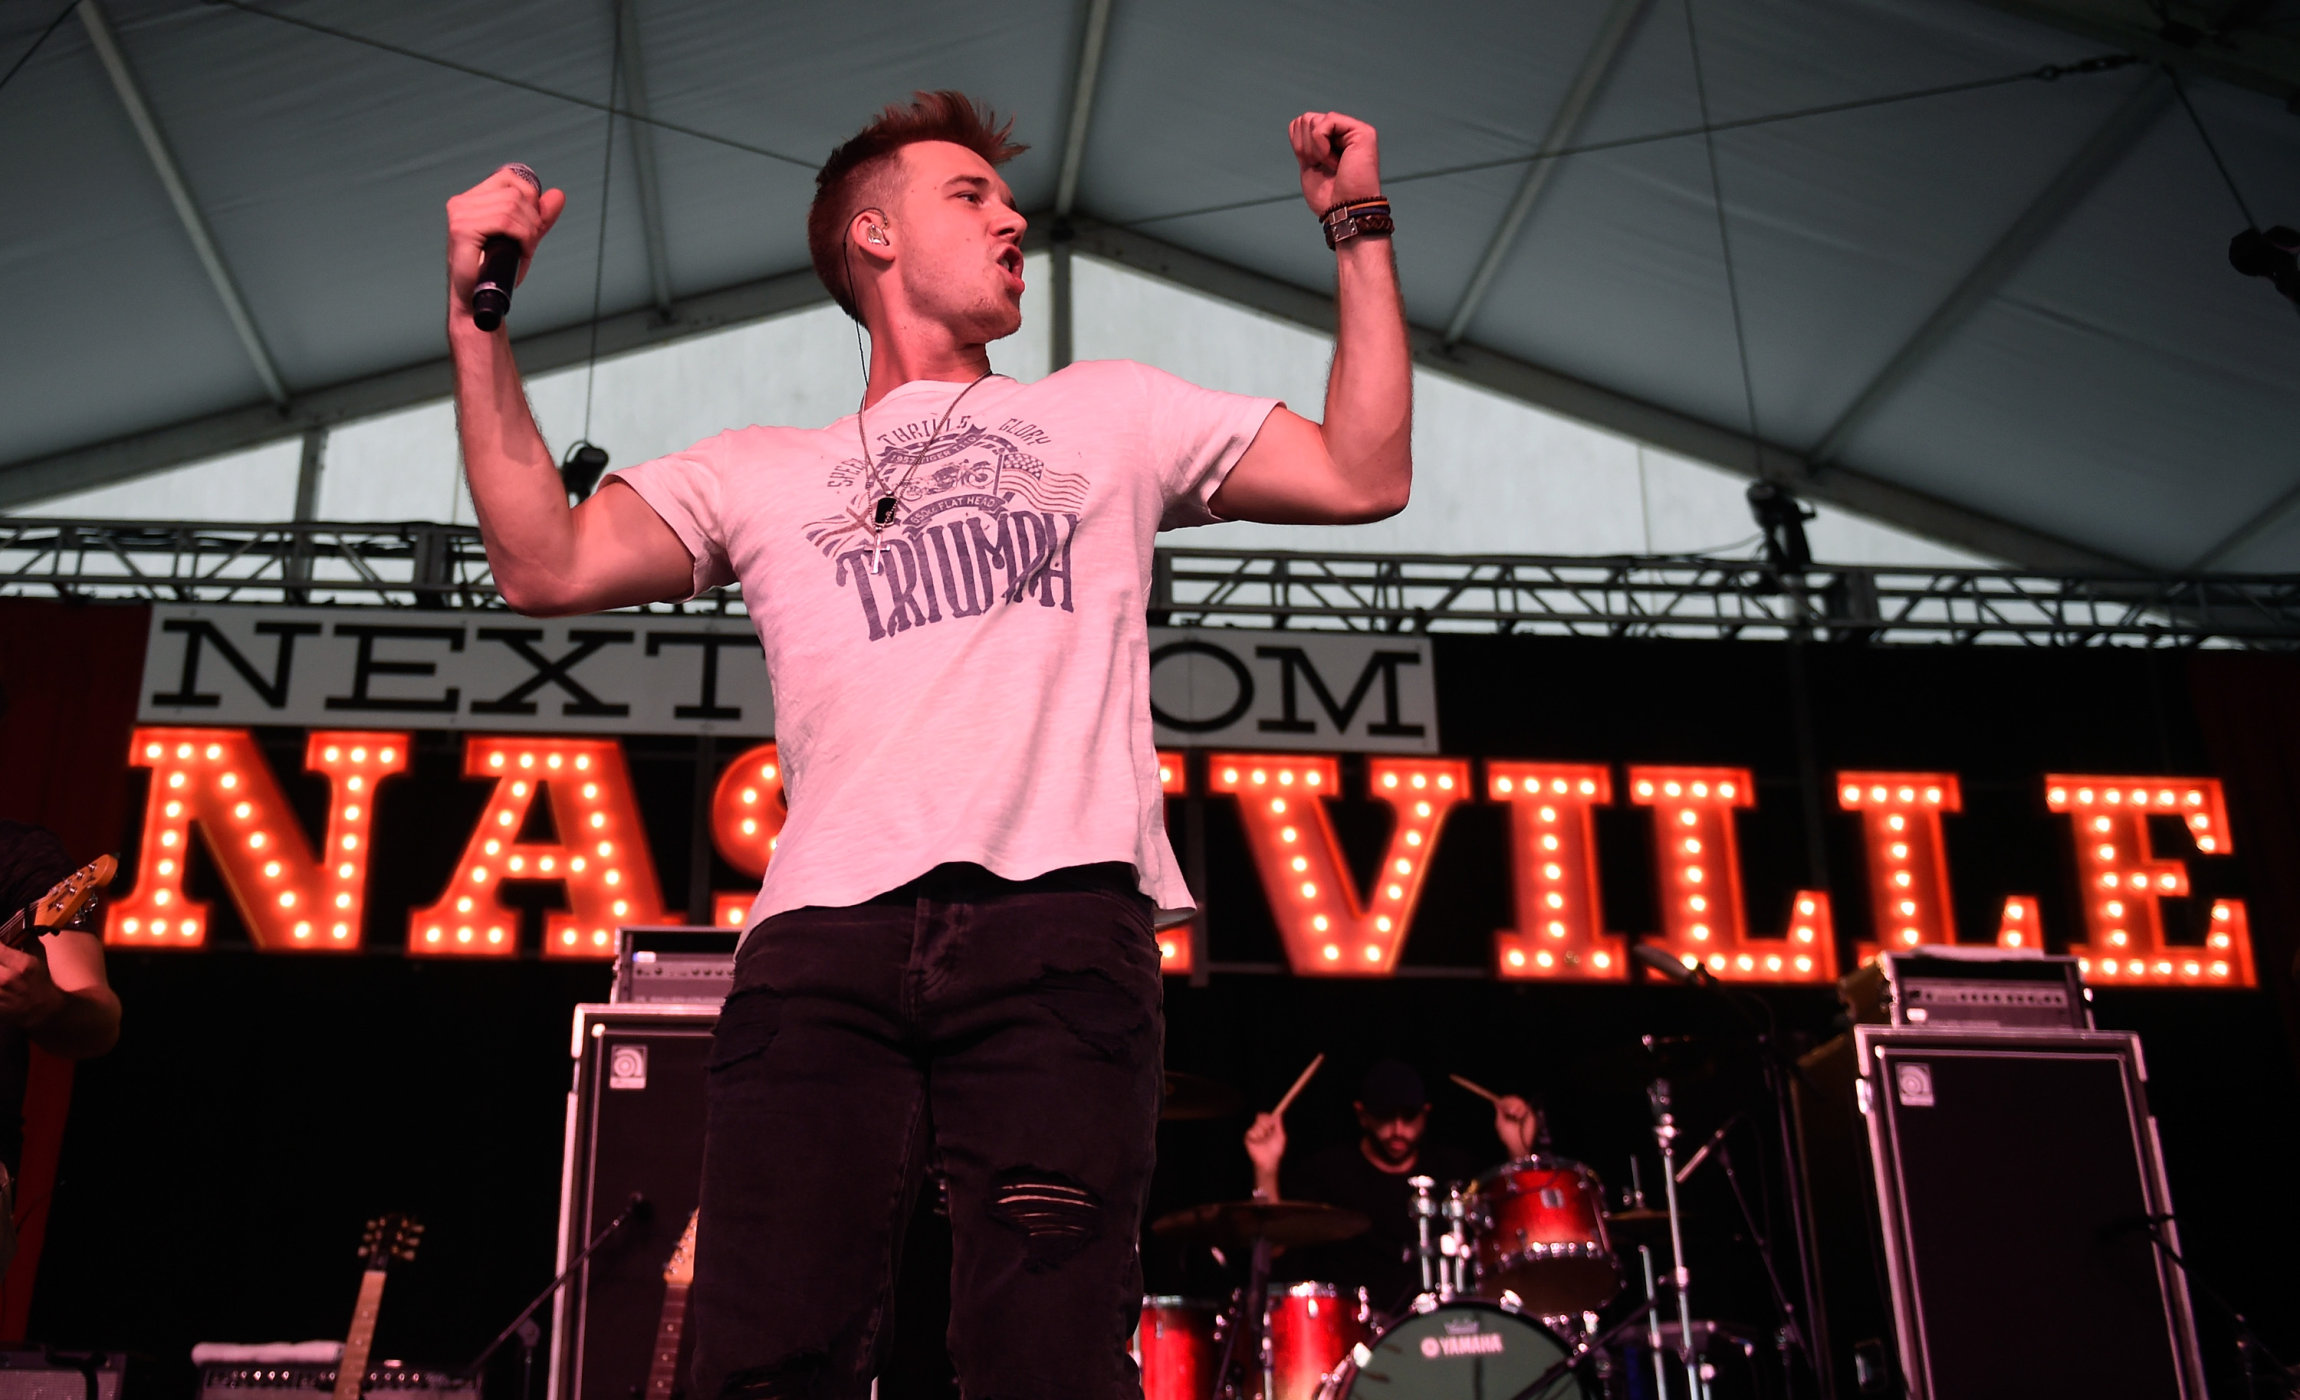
[410,737,666,958]
[110,727,409,950]
[1628,766,1835,983]
[1210,753,1468,975]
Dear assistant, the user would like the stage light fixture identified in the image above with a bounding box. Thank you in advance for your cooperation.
[561,440,611,501]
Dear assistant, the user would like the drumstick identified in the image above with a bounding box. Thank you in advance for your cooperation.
[1273,1053,1325,1117]
[1448,1072,1503,1104]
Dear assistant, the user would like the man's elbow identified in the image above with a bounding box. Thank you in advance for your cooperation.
[495,572,586,618]
[1337,470,1411,523]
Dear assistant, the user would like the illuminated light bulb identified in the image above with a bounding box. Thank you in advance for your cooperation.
[1925,788,1942,804]
[1593,952,1612,969]
[1736,954,1755,972]
[1543,863,1562,880]
[249,832,266,850]
[590,813,606,829]
[561,930,577,946]
[1691,782,1709,798]
[1381,773,1399,789]
[1535,950,1555,969]
[2093,817,2111,833]
[1541,834,1559,852]
[1251,770,1268,785]
[2095,844,2115,860]
[426,927,444,943]
[2152,960,2169,976]
[1322,944,1341,962]
[487,928,504,946]
[157,860,175,877]
[381,748,396,764]
[742,818,759,836]
[2004,932,2023,946]
[1890,843,1909,860]
[613,901,629,917]
[349,746,368,764]
[2128,874,2147,889]
[1280,827,1299,844]
[1766,954,1783,972]
[1363,945,1382,963]
[471,868,488,884]
[1551,778,1568,795]
[1299,882,1318,899]
[1269,799,1287,815]
[510,782,529,798]
[498,811,515,828]
[1437,775,1455,791]
[1691,924,1710,941]
[175,744,193,760]
[1869,786,1887,803]
[1415,802,1432,818]
[540,856,555,873]
[2106,901,2124,916]
[332,923,348,940]
[2214,906,2231,922]
[333,893,351,910]
[2008,905,2027,920]
[160,831,178,848]
[165,802,184,820]
[1683,838,1701,855]
[1508,949,1527,968]
[1795,955,1813,972]
[457,927,473,944]
[576,755,592,772]
[263,860,281,878]
[168,773,186,790]
[605,870,622,887]
[1538,806,1557,823]
[2077,788,2094,804]
[219,773,237,790]
[1495,777,1515,795]
[1159,767,1174,785]
[1636,781,1654,797]
[1893,871,1911,888]
[518,754,534,769]
[278,892,295,908]
[2158,874,2177,890]
[1547,921,1565,937]
[1897,787,1915,803]
[154,888,171,905]
[583,783,598,800]
[2186,791,2202,806]
[151,919,168,935]
[144,744,161,760]
[1410,773,1427,790]
[1709,955,1727,972]
[1690,896,1708,913]
[1223,768,1239,784]
[180,920,198,938]
[1795,926,1814,942]
[2212,961,2230,977]
[1405,830,1422,847]
[597,842,612,858]
[1679,811,1698,827]
[1375,916,1394,933]
[2106,789,2123,805]
[292,923,310,940]
[547,753,563,770]
[2156,790,2174,806]
[1901,929,1919,944]
[1291,856,1309,873]
[1159,940,1178,960]
[1664,782,1682,797]
[1312,915,1330,932]
[489,754,506,769]
[2099,960,2116,976]
[2184,961,2201,977]
[1305,771,1322,787]
[2131,791,2149,806]
[1580,780,1598,796]
[1899,900,1917,916]
[457,896,474,914]
[1686,867,1705,884]
[1385,883,1404,901]
[342,835,358,852]
[1887,815,1906,834]
[1546,892,1565,910]
[2099,873,2118,889]
[507,855,525,873]
[727,909,744,926]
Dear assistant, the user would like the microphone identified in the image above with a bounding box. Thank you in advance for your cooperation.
[1631,943,1703,985]
[472,163,542,332]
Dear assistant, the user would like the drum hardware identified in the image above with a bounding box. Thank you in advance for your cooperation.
[1439,1187,1471,1301]
[1464,1157,1619,1317]
[1408,1176,1439,1297]
[1645,1074,1704,1400]
[1150,1200,1369,1400]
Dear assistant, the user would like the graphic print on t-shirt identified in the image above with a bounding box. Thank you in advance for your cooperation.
[804,413,1086,642]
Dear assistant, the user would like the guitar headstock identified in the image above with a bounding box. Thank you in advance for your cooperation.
[359,1214,423,1272]
[31,855,115,933]
[662,1210,698,1286]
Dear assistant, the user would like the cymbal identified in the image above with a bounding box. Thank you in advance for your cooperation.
[1162,1071,1244,1121]
[1604,1205,1695,1235]
[1152,1200,1371,1251]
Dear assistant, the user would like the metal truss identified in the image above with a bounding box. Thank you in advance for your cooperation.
[6,517,2298,648]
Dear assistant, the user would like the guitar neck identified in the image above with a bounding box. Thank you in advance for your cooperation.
[0,908,27,953]
[644,1282,690,1400]
[334,1269,389,1400]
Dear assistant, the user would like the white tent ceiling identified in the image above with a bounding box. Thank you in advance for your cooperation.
[3,0,2298,571]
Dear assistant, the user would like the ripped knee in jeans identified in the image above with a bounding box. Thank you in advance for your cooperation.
[987,1166,1104,1270]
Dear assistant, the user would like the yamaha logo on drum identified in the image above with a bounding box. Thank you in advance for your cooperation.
[1420,1328,1507,1357]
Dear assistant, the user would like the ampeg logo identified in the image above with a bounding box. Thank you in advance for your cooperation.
[1895,1062,1935,1107]
[608,1042,649,1090]
[1419,1330,1506,1358]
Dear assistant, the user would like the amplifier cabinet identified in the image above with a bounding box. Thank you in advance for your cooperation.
[1855,1027,2205,1400]
[0,1352,123,1400]
[547,1004,718,1400]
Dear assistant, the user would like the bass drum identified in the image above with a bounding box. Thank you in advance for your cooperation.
[1337,1302,1592,1400]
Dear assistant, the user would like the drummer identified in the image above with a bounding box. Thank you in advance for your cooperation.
[1244,1059,1539,1310]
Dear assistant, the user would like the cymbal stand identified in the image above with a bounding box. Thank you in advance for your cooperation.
[1649,1076,1704,1400]
[1440,1186,1470,1301]
[1409,1175,1439,1297]
[1640,1245,1670,1400]
[1211,1232,1274,1400]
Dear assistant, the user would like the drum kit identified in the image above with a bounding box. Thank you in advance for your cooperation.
[1142,1067,1746,1400]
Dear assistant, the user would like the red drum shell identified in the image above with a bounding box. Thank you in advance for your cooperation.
[1465,1155,1620,1315]
[1138,1296,1222,1400]
[1264,1283,1370,1400]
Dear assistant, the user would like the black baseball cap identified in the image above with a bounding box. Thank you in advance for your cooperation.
[1357,1058,1428,1118]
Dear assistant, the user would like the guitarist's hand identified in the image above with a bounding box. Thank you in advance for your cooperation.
[0,945,65,1030]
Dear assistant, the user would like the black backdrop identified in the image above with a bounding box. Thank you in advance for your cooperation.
[19,628,2300,1397]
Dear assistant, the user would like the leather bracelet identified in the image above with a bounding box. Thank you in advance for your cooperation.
[1322,199,1394,250]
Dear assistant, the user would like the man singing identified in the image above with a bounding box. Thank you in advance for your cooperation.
[444,91,1410,1399]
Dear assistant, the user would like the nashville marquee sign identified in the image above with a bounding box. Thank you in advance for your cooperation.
[114,608,2256,988]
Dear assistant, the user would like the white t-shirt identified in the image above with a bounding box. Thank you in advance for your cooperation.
[608,360,1280,926]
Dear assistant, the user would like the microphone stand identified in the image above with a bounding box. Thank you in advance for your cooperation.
[466,1192,649,1398]
[1505,1282,1677,1400]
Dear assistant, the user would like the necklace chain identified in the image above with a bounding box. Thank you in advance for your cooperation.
[859,372,997,574]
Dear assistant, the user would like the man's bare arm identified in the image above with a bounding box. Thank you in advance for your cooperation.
[446,169,696,616]
[0,930,120,1059]
[1210,113,1412,526]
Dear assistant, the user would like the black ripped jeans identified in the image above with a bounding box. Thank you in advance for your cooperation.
[690,862,1163,1400]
